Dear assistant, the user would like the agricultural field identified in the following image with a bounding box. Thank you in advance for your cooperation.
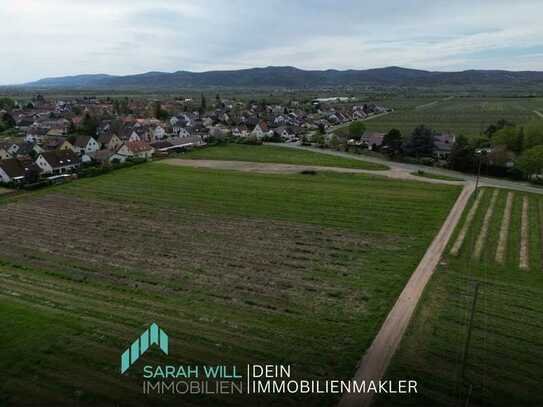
[378,187,543,407]
[178,143,388,170]
[0,162,459,406]
[363,97,543,136]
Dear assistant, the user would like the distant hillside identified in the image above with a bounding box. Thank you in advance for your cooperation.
[20,66,543,89]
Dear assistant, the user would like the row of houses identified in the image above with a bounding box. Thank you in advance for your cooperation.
[0,132,206,184]
[344,131,456,159]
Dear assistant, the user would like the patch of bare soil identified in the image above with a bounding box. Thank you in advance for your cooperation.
[474,189,499,259]
[496,192,514,264]
[520,196,530,270]
[450,189,485,256]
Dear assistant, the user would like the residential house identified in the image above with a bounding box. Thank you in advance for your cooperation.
[125,141,154,159]
[359,132,386,150]
[35,150,81,175]
[25,126,48,143]
[433,133,456,160]
[232,125,249,138]
[15,142,44,158]
[97,133,123,151]
[43,137,76,152]
[0,159,27,183]
[0,144,11,160]
[151,125,167,140]
[92,149,127,165]
[73,136,100,155]
[251,121,270,139]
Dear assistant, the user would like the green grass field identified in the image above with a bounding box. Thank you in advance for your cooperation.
[378,187,543,407]
[0,162,458,406]
[363,97,543,136]
[179,143,389,170]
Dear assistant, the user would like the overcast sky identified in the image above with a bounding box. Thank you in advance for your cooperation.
[1,0,543,84]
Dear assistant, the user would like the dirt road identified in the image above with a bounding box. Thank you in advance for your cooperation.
[163,159,464,185]
[271,143,543,195]
[338,182,475,407]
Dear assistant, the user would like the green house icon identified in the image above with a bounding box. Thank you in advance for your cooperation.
[121,323,168,373]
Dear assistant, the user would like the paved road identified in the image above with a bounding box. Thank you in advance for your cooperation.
[325,111,393,134]
[534,110,543,119]
[270,143,543,195]
[338,183,475,407]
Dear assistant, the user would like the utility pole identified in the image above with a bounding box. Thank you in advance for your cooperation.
[474,149,486,194]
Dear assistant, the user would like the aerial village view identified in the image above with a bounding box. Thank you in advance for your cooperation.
[1,1,543,407]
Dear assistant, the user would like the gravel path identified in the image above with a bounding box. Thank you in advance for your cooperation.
[270,143,543,195]
[163,159,464,185]
[338,183,475,407]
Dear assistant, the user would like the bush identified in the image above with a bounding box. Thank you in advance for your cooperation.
[419,157,435,166]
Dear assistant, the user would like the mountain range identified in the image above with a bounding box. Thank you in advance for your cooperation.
[18,66,543,89]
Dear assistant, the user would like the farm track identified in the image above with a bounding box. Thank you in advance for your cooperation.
[496,192,514,263]
[520,196,530,270]
[474,189,499,259]
[164,159,464,186]
[339,183,475,407]
[450,190,486,256]
[273,143,543,196]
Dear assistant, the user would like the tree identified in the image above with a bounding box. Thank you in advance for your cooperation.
[152,101,168,120]
[404,125,434,158]
[329,134,341,150]
[348,121,366,140]
[448,135,475,172]
[516,145,543,177]
[382,128,403,158]
[524,120,543,149]
[317,123,326,135]
[199,93,207,114]
[493,126,523,153]
[311,132,325,147]
[0,97,15,110]
[0,112,16,129]
[79,112,98,137]
[484,119,514,138]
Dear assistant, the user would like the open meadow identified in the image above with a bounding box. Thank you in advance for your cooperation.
[364,97,543,136]
[0,161,459,406]
[378,187,543,406]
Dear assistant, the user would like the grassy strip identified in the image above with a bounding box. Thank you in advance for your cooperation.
[410,170,464,182]
[496,192,514,264]
[178,144,389,170]
[450,189,486,256]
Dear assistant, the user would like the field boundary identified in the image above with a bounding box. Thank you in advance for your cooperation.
[338,182,475,407]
